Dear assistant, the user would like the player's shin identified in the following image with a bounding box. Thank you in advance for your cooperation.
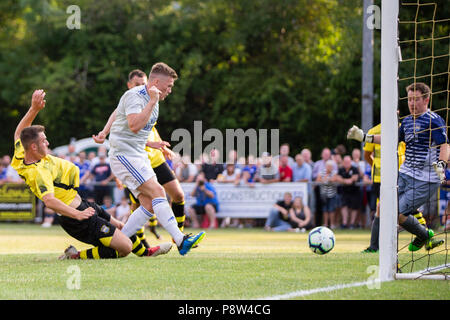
[152,197,184,246]
[172,201,186,232]
[121,206,153,237]
[79,246,119,259]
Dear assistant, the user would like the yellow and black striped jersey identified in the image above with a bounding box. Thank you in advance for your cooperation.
[145,126,166,168]
[11,139,79,205]
[363,123,405,183]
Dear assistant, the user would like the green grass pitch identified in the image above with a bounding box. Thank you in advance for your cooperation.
[0,223,448,300]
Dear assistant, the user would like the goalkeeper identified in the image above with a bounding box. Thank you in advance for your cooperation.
[347,82,447,251]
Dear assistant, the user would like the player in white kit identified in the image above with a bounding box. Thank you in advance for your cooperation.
[108,62,205,255]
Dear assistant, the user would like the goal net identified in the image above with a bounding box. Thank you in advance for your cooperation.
[380,0,449,281]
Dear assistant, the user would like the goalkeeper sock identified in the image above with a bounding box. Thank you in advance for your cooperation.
[172,201,186,232]
[152,197,184,246]
[400,215,429,241]
[370,216,380,250]
[413,210,427,227]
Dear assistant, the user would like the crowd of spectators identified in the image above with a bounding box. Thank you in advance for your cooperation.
[1,140,448,232]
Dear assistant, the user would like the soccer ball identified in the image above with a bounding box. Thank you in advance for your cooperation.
[308,226,335,255]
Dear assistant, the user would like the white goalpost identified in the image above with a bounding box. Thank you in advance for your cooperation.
[379,0,400,282]
[379,0,450,281]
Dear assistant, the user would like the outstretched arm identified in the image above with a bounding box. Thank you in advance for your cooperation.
[93,108,117,144]
[42,193,94,221]
[14,89,46,141]
[347,125,381,144]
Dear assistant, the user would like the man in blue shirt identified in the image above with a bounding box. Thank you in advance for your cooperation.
[188,172,219,228]
[347,82,448,252]
[292,153,312,183]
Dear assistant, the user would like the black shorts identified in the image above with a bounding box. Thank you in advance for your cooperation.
[191,203,218,215]
[372,182,380,199]
[341,192,361,210]
[59,198,116,247]
[154,162,176,185]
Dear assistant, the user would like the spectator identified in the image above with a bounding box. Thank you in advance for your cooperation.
[351,148,366,227]
[257,152,279,184]
[80,151,114,205]
[101,195,116,216]
[273,143,295,169]
[188,172,219,229]
[334,144,347,158]
[241,156,258,187]
[312,148,336,181]
[2,155,22,183]
[217,163,241,185]
[227,149,239,165]
[332,150,344,170]
[300,148,314,169]
[316,160,339,229]
[278,155,293,182]
[74,151,92,198]
[114,196,131,223]
[89,145,109,170]
[0,160,7,184]
[176,155,198,182]
[264,192,293,231]
[336,155,361,229]
[292,153,312,183]
[201,149,224,182]
[351,148,366,178]
[288,196,313,231]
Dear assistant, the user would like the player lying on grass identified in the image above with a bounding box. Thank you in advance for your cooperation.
[93,62,204,255]
[93,69,187,244]
[347,82,446,252]
[12,89,172,259]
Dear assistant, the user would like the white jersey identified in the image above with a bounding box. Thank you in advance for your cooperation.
[109,85,159,158]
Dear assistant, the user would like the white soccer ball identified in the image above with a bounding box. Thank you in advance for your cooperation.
[308,226,335,255]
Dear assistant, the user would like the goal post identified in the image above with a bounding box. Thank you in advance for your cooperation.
[379,0,400,282]
[379,0,449,281]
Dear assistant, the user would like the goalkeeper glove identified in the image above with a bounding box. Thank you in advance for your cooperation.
[432,160,447,184]
[346,125,374,143]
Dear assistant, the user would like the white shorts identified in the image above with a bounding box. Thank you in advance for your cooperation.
[110,155,156,198]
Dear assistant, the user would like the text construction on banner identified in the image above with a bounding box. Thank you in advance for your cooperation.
[181,182,308,218]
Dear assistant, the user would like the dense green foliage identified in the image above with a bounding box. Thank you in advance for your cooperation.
[0,0,448,159]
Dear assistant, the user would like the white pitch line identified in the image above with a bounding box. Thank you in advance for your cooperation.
[257,279,387,300]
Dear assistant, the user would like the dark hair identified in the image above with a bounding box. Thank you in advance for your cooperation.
[20,125,45,150]
[128,69,146,81]
[406,82,430,99]
[149,62,178,80]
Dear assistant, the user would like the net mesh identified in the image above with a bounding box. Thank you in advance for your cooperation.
[396,0,450,278]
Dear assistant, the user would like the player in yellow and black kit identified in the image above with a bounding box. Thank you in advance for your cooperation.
[362,123,426,253]
[12,89,172,259]
[93,70,186,247]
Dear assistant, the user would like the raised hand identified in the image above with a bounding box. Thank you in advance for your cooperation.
[31,89,46,111]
